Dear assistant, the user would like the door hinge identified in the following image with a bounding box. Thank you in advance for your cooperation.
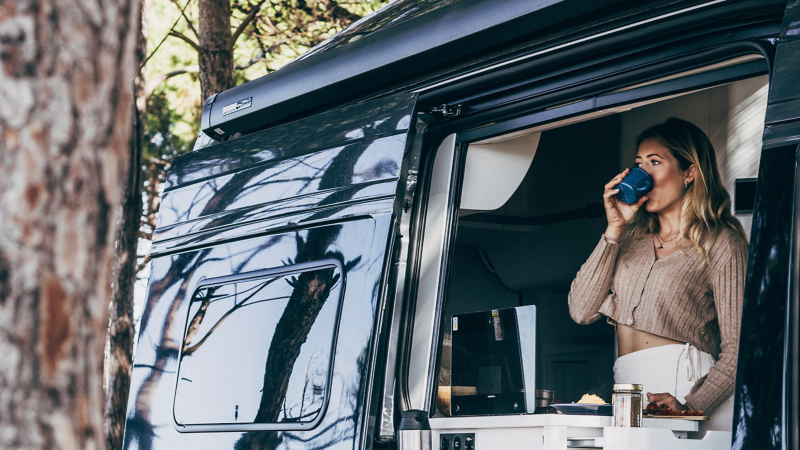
[430,103,461,118]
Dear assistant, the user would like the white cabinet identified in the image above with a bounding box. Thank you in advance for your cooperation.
[429,415,730,450]
[600,427,731,450]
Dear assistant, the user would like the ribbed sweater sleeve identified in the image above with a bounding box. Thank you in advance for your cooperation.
[683,240,748,413]
[568,237,621,325]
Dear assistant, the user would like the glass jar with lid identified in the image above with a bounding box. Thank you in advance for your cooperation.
[533,389,555,414]
[612,384,643,427]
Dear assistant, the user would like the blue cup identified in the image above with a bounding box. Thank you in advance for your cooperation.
[615,167,653,204]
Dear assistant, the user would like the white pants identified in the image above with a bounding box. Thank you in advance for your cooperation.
[613,343,734,432]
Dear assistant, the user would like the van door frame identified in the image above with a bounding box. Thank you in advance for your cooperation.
[400,42,776,419]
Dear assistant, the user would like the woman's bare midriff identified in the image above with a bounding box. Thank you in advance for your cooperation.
[616,323,683,357]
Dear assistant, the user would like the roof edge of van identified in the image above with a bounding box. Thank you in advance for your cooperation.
[200,0,644,141]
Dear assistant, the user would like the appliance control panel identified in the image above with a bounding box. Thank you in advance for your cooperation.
[439,433,475,450]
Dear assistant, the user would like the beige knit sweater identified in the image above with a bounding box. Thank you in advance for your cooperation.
[568,227,748,414]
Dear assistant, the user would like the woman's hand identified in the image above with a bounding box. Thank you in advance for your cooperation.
[646,392,688,411]
[603,168,648,239]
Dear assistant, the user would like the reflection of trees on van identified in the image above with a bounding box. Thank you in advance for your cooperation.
[124,239,279,450]
[246,345,371,450]
[128,100,398,447]
[176,260,347,426]
[124,251,203,450]
[233,230,359,450]
[282,350,326,423]
[181,278,281,357]
[347,345,370,450]
[253,264,341,423]
[234,135,387,448]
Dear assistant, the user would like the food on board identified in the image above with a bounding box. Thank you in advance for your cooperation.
[643,402,704,416]
[577,394,608,405]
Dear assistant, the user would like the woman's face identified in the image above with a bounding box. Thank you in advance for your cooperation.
[634,138,695,215]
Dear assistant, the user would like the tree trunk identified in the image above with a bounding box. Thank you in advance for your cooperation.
[0,1,140,448]
[198,0,234,102]
[104,0,148,448]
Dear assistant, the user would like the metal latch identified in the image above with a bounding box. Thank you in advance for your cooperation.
[430,103,461,117]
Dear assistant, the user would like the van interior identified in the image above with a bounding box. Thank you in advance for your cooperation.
[435,72,768,415]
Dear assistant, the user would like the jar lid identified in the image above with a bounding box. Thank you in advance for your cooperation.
[613,384,643,391]
[535,389,554,399]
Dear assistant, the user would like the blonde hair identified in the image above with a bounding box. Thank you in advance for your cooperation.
[628,117,747,263]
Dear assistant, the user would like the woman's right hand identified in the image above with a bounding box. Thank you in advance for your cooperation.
[603,168,648,239]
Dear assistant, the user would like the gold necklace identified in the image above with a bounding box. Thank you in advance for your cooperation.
[655,233,679,249]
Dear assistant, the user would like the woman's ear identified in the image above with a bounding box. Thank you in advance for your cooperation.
[685,164,696,185]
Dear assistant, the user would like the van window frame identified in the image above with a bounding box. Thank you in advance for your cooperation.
[402,46,773,415]
[171,258,346,433]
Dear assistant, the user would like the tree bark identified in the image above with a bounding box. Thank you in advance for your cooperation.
[0,1,140,448]
[198,0,234,102]
[104,0,148,448]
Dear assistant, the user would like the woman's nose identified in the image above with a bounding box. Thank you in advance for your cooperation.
[638,166,655,181]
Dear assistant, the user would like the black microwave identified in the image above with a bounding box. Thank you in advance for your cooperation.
[450,305,536,416]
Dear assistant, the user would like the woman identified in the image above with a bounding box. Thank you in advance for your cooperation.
[568,117,748,432]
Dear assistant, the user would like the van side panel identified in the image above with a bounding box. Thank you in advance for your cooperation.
[732,145,796,450]
[734,3,800,448]
[151,135,404,254]
[123,93,418,450]
[124,219,388,449]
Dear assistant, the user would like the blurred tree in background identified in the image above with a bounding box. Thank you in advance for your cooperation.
[0,1,141,449]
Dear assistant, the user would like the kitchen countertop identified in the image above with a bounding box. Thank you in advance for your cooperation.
[429,413,699,432]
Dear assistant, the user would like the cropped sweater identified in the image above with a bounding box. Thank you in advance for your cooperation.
[567,228,748,414]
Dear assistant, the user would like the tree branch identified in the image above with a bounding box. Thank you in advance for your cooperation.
[229,0,267,51]
[165,65,199,78]
[146,65,199,95]
[234,49,268,71]
[260,14,278,34]
[136,255,153,275]
[169,30,200,52]
[147,156,171,167]
[235,57,265,71]
[233,38,290,72]
[140,0,196,71]
[170,0,199,38]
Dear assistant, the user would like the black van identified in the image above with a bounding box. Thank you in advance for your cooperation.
[122,1,800,449]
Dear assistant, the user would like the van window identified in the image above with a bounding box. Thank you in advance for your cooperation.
[173,262,344,429]
[431,73,768,414]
